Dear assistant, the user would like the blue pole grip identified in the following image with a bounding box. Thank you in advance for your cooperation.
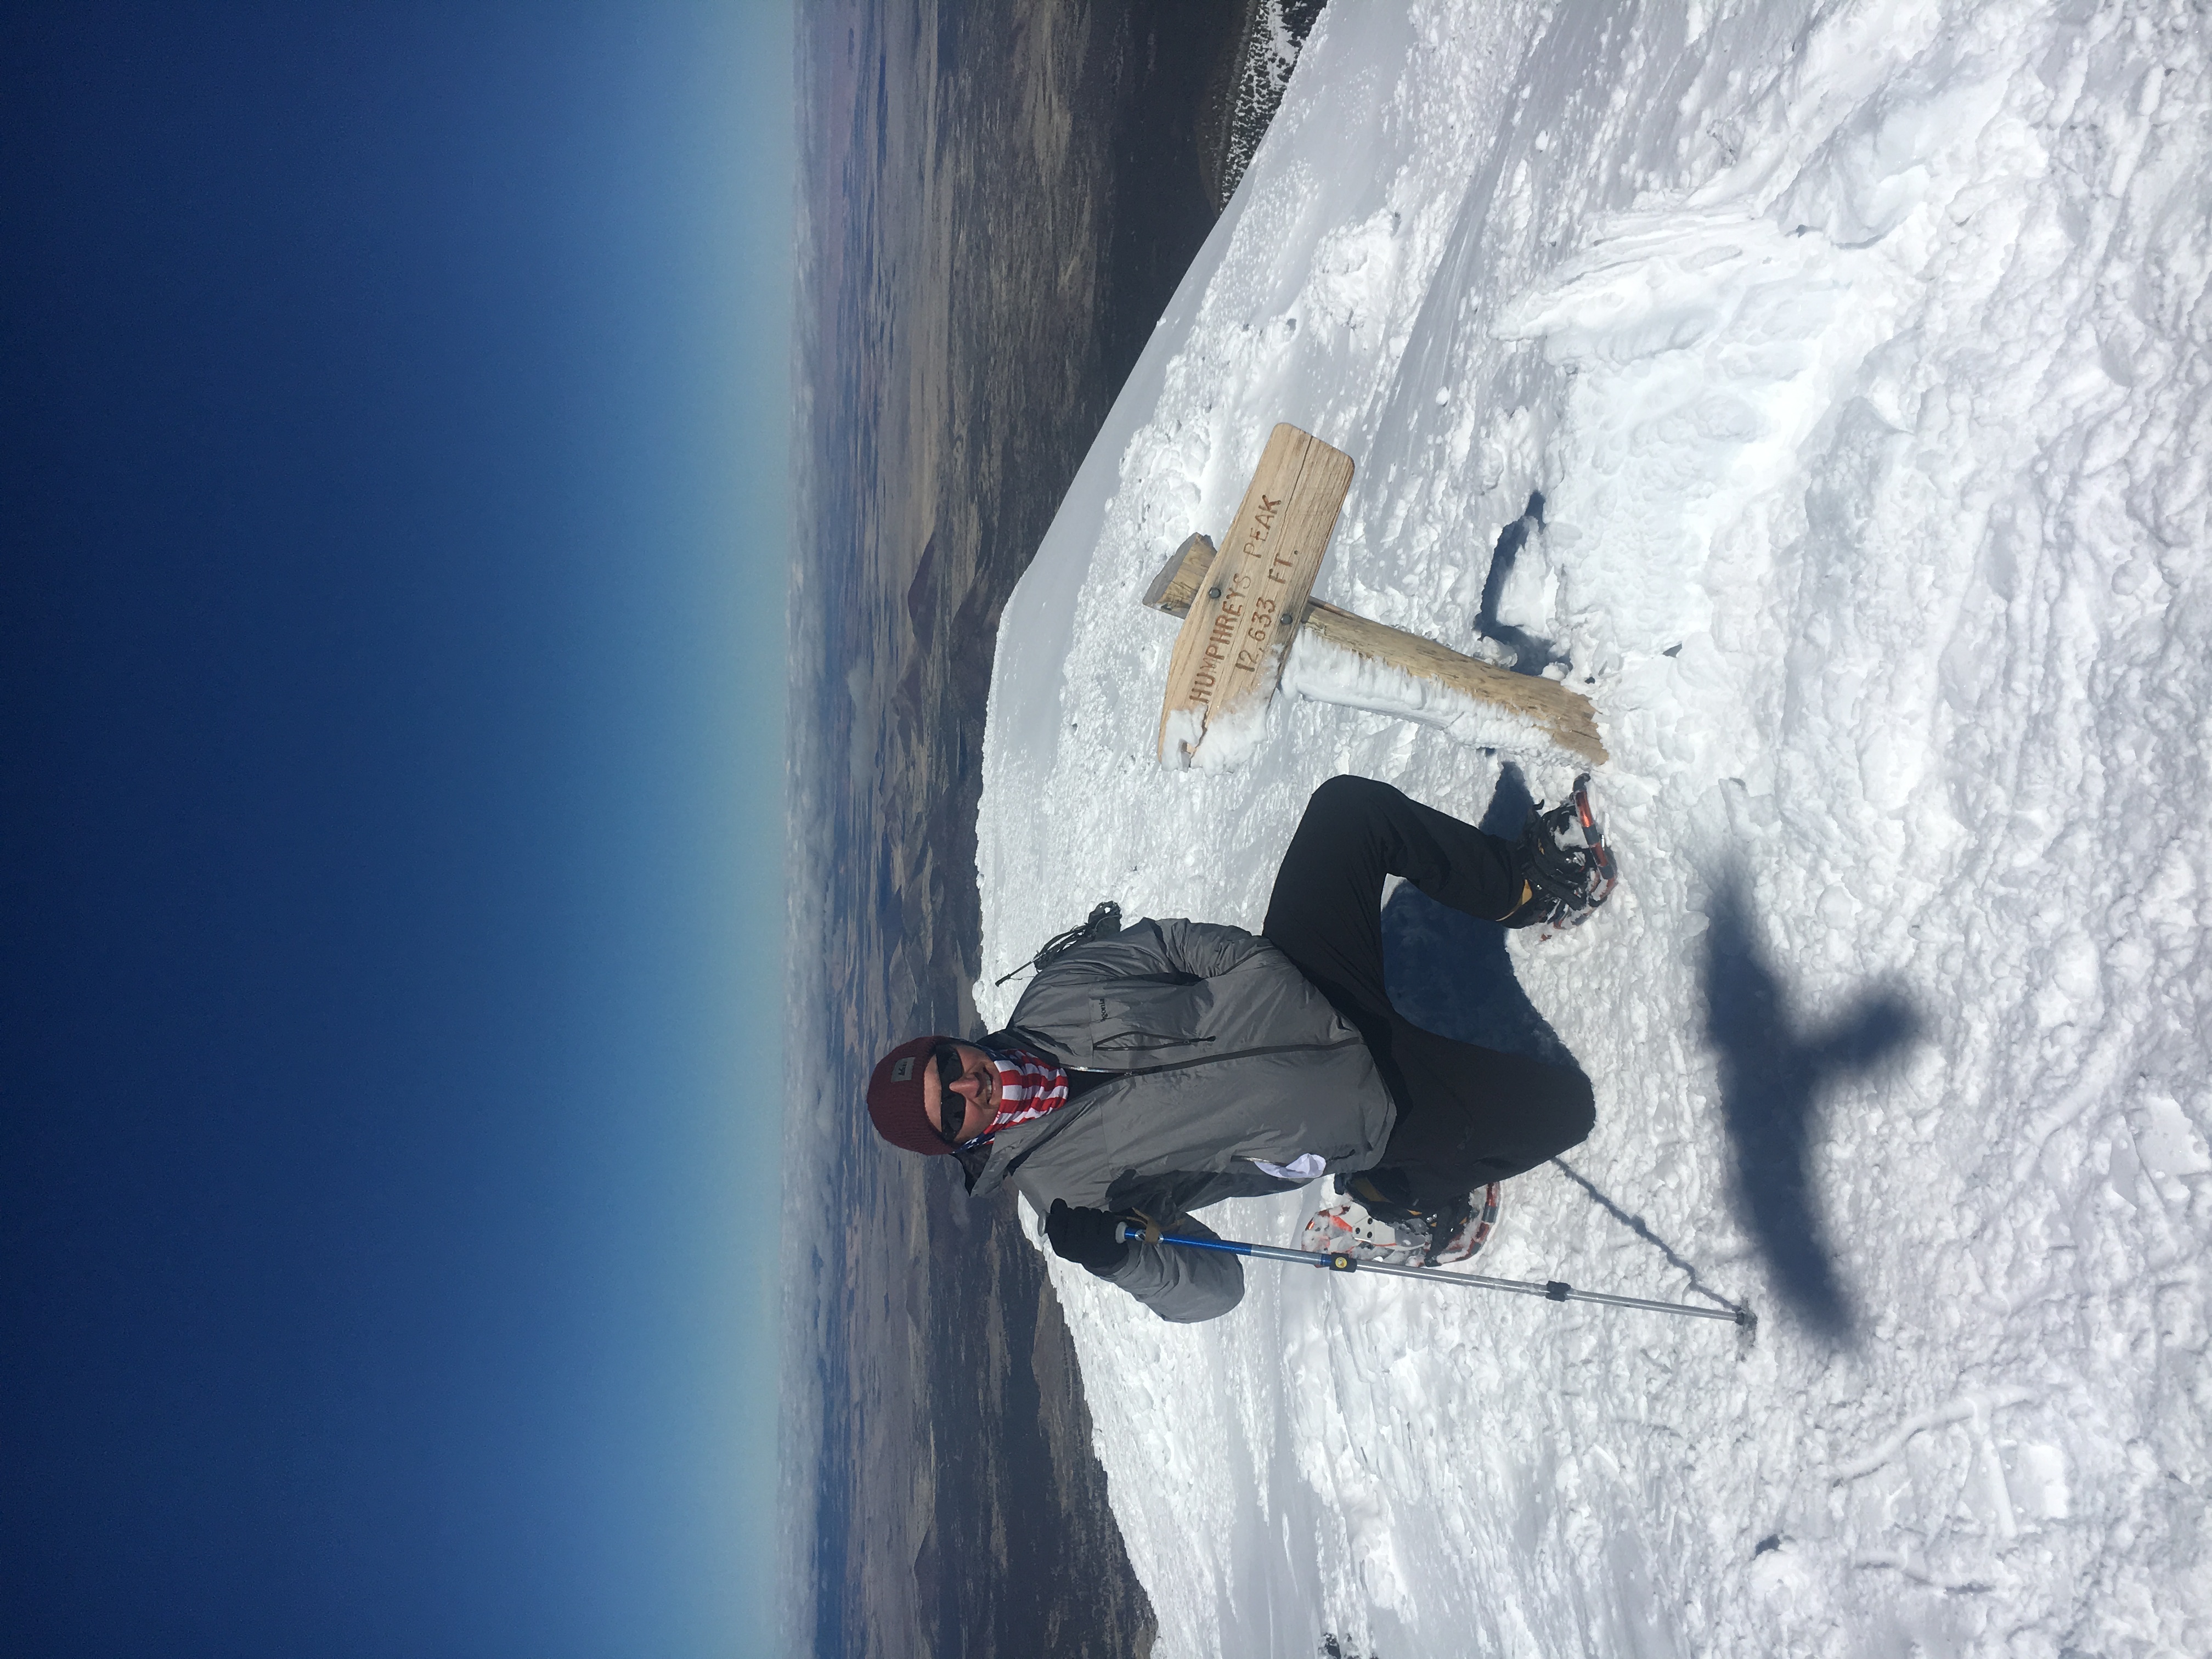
[1114,1221,1250,1255]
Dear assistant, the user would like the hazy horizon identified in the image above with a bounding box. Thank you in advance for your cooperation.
[780,3,1254,1655]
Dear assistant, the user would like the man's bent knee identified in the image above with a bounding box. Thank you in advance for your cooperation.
[1306,774,1395,818]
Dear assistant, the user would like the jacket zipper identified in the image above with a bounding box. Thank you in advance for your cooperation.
[998,1035,1365,1181]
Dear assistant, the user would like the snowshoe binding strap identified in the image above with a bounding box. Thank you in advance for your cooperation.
[1342,1169,1424,1225]
[1508,774,1617,933]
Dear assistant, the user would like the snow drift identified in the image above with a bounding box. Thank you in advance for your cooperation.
[975,2,2211,1655]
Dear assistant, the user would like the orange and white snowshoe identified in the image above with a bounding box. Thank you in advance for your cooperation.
[1299,1181,1503,1268]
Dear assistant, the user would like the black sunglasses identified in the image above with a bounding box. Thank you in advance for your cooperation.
[930,1042,972,1146]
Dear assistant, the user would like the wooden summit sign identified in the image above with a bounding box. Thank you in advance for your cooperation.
[1156,424,1355,764]
[1143,424,1608,767]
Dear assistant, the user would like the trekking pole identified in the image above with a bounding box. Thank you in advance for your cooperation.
[1115,1223,1752,1328]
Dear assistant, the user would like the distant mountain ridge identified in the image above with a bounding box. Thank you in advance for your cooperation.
[784,4,1256,1656]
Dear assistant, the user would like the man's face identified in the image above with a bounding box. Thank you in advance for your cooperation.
[922,1041,997,1145]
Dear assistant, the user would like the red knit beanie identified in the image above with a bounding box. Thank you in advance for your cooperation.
[866,1035,953,1156]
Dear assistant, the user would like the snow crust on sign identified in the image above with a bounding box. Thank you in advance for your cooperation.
[1280,633,1562,756]
[974,2,2212,1655]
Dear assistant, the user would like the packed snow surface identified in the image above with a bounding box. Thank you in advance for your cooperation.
[974,2,2211,1656]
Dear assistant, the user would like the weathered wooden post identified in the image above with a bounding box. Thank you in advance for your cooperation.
[1146,426,1607,767]
[1154,424,1356,764]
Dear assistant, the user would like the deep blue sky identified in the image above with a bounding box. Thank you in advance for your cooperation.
[1,4,789,1654]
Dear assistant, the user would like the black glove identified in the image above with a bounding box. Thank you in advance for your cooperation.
[1045,1199,1132,1276]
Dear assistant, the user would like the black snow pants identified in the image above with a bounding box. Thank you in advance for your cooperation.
[1262,775,1595,1207]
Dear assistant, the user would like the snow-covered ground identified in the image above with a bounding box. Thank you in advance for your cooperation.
[973,2,2210,1656]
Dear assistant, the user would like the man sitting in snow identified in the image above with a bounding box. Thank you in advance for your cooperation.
[864,776,1602,1322]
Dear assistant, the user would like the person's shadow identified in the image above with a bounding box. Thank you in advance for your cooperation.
[1701,870,1920,1344]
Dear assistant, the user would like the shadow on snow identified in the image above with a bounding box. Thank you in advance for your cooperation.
[1381,774,1916,1337]
[1379,765,1570,1066]
[1383,768,1742,1317]
[1700,868,1920,1345]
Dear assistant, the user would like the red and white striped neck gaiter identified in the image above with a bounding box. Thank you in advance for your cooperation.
[982,1046,1070,1137]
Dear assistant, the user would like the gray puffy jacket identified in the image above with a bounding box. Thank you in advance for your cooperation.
[970,917,1397,1322]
